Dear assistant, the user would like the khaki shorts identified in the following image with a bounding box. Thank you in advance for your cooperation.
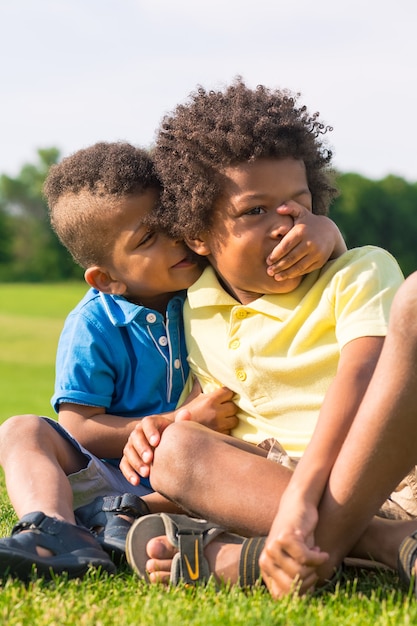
[43,417,154,510]
[258,437,417,521]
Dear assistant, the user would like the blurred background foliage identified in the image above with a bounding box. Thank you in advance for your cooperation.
[0,149,416,281]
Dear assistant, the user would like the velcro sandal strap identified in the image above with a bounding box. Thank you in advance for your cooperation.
[12,511,60,536]
[101,494,150,517]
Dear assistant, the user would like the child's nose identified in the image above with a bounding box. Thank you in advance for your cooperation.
[270,211,293,239]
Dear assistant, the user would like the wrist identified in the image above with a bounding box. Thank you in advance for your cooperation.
[284,468,325,505]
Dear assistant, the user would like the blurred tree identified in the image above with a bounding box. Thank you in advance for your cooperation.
[330,173,417,276]
[0,149,416,281]
[0,149,83,282]
[0,204,13,265]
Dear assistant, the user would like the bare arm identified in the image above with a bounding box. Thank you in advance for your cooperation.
[260,335,384,597]
[59,384,238,460]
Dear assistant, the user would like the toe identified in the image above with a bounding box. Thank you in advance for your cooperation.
[147,535,178,559]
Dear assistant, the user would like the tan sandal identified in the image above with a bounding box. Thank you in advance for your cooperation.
[126,512,265,586]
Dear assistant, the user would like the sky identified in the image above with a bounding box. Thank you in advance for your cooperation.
[1,0,416,182]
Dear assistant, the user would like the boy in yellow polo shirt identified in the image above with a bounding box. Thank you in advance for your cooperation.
[121,80,417,595]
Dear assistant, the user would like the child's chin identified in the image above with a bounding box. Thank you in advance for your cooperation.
[270,276,303,294]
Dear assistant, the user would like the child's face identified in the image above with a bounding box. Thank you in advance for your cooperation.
[188,158,312,304]
[105,189,202,309]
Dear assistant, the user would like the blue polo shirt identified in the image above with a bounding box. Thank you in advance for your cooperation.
[52,289,189,422]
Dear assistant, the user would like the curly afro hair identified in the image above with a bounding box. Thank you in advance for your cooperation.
[44,141,161,268]
[152,77,338,239]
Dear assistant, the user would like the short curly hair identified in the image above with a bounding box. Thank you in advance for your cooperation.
[152,78,338,239]
[44,141,161,268]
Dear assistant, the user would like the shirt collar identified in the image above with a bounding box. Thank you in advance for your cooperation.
[187,266,319,318]
[98,291,185,326]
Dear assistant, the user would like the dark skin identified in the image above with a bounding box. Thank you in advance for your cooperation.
[120,159,399,593]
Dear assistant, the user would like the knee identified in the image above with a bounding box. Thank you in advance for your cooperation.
[151,421,205,492]
[0,414,48,460]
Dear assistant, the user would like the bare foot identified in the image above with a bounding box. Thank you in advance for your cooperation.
[350,517,417,570]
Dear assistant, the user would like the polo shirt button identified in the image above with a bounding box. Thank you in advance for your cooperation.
[159,336,168,346]
[236,309,247,319]
[174,359,181,369]
[146,313,157,323]
[236,369,247,381]
[230,339,240,349]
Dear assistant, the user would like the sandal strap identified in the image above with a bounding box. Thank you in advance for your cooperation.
[75,494,150,563]
[101,494,150,517]
[75,493,149,528]
[163,514,226,585]
[12,512,64,537]
[239,537,265,587]
[398,529,417,588]
[175,529,211,584]
[1,511,115,580]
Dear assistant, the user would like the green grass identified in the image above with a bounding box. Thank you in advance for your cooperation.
[0,282,88,420]
[0,283,415,625]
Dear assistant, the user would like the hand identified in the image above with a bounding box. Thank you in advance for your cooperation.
[120,414,173,485]
[179,382,238,434]
[266,202,346,282]
[259,491,329,598]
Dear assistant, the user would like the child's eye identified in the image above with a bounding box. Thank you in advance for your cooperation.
[137,231,156,247]
[245,206,266,215]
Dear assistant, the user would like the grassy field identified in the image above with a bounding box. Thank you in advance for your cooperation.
[0,282,88,421]
[0,282,416,625]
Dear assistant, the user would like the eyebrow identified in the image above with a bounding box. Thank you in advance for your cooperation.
[130,219,150,235]
[234,188,311,203]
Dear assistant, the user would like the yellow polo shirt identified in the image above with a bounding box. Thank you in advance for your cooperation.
[184,246,404,458]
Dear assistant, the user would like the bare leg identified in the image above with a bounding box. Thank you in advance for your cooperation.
[312,273,417,579]
[0,415,117,578]
[146,273,417,589]
[150,420,293,536]
[0,414,87,523]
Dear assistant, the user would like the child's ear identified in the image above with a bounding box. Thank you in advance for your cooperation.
[185,236,211,257]
[84,266,127,295]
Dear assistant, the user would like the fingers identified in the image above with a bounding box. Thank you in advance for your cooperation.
[120,416,165,483]
[210,386,235,402]
[259,533,329,598]
[267,221,333,281]
[214,414,239,434]
[275,201,306,219]
[121,436,151,484]
[263,567,318,598]
[180,384,238,433]
[119,455,141,486]
[266,201,321,278]
[268,257,321,281]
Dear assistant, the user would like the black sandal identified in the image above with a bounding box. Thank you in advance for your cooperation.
[75,493,150,563]
[0,511,116,581]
